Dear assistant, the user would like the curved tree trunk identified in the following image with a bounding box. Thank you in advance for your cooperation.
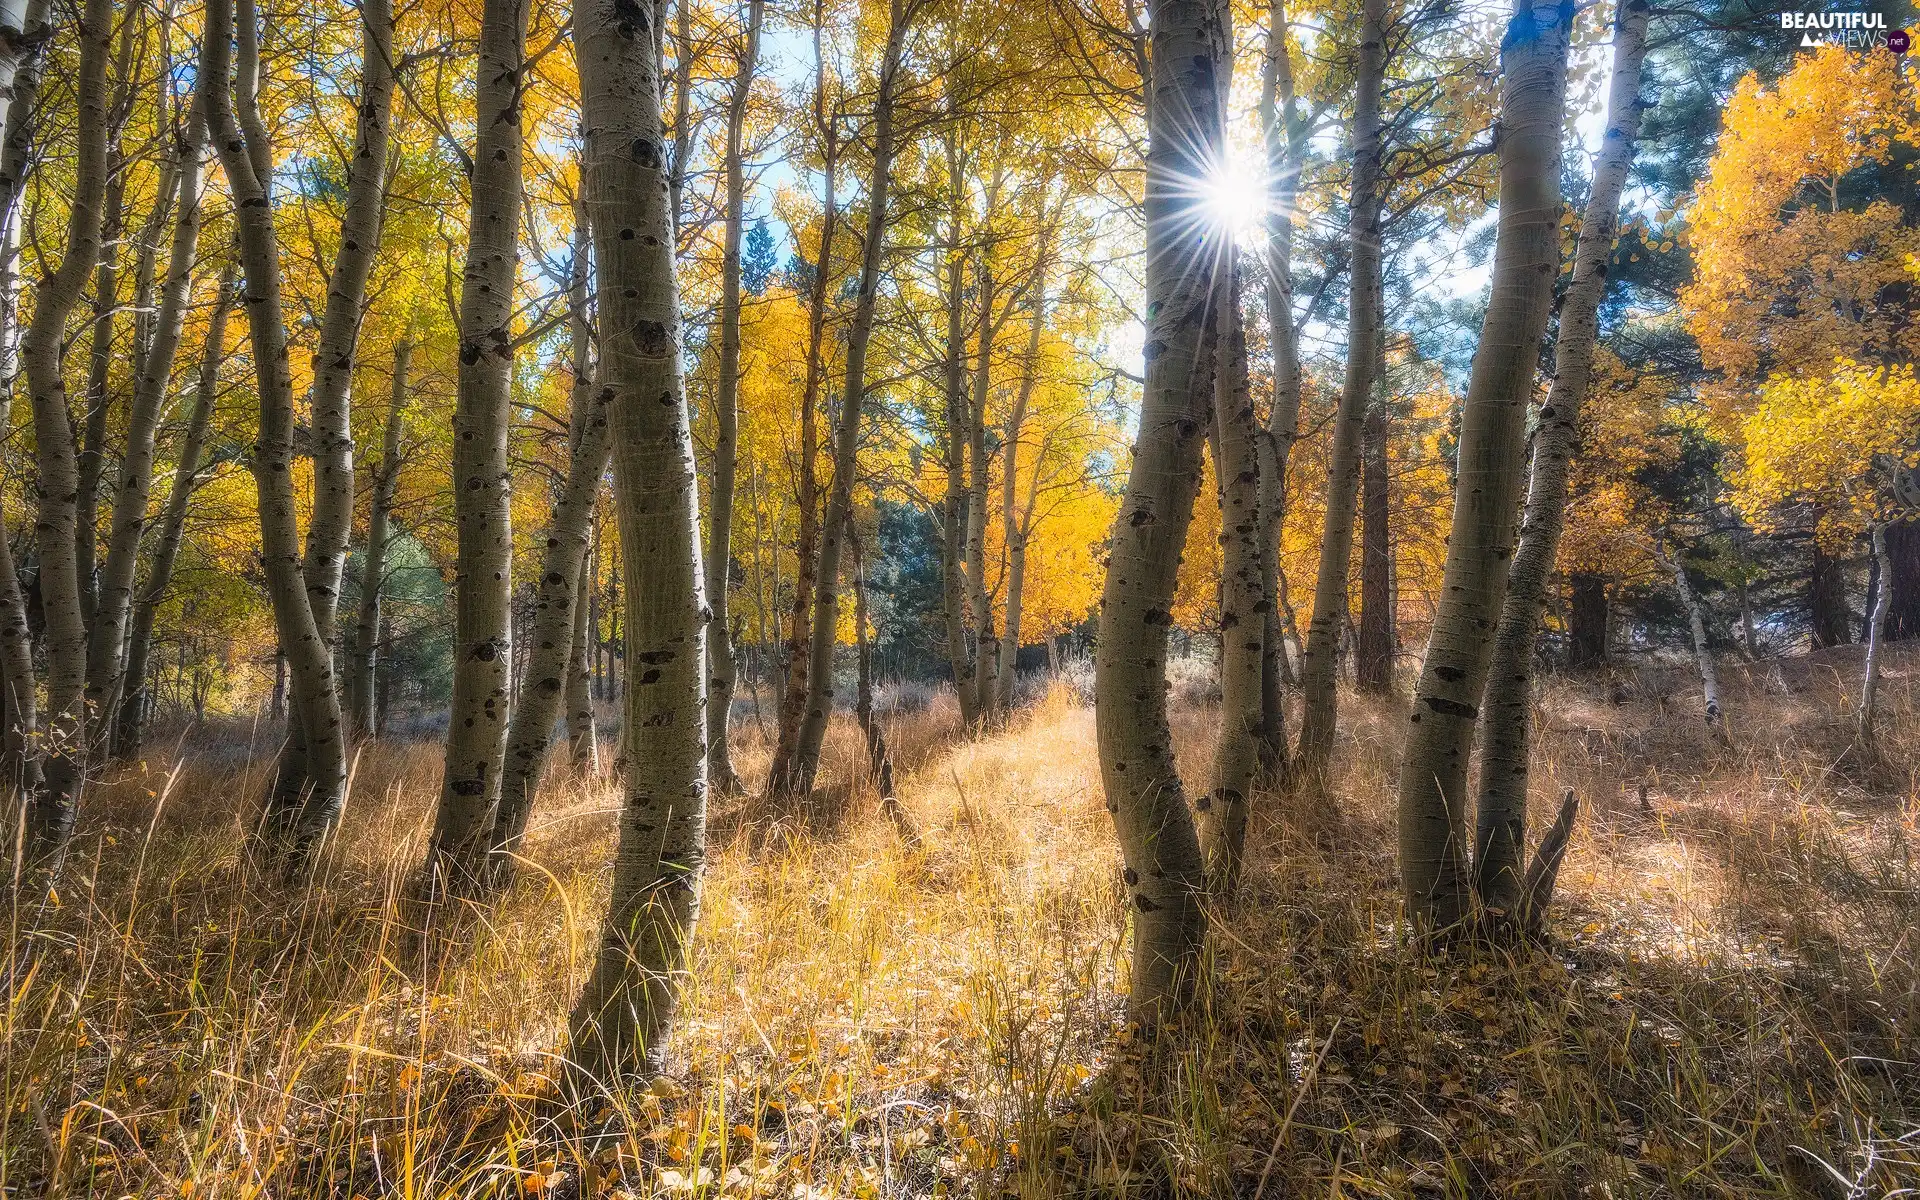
[428,0,528,892]
[1200,264,1262,894]
[568,0,710,1088]
[20,0,114,872]
[1256,0,1303,769]
[705,0,765,795]
[206,0,349,866]
[1473,0,1649,915]
[1093,0,1227,1017]
[346,340,410,740]
[1395,0,1572,931]
[300,0,394,656]
[0,0,51,797]
[1294,0,1385,774]
[488,282,615,887]
[118,265,235,760]
[784,0,912,801]
[87,97,210,735]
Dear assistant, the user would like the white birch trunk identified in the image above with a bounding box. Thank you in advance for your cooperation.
[428,0,528,890]
[1473,0,1649,914]
[568,0,710,1087]
[704,0,764,793]
[1395,0,1573,930]
[118,265,235,759]
[87,93,210,734]
[20,0,114,871]
[1093,0,1227,1015]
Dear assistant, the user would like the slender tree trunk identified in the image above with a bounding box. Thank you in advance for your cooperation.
[1295,0,1385,772]
[1354,378,1392,692]
[568,555,598,766]
[1395,0,1572,930]
[428,0,528,891]
[1256,0,1303,770]
[565,205,601,772]
[0,0,50,796]
[848,512,900,822]
[939,173,979,726]
[1859,522,1890,743]
[488,310,614,886]
[764,4,835,795]
[704,0,764,794]
[118,266,235,759]
[1094,0,1226,1017]
[20,0,113,872]
[1473,0,1648,914]
[1200,264,1262,894]
[568,0,710,1088]
[347,340,409,739]
[967,260,1000,719]
[301,0,393,662]
[784,0,911,801]
[74,170,125,637]
[997,252,1048,712]
[87,96,210,734]
[206,0,348,865]
[1661,541,1729,746]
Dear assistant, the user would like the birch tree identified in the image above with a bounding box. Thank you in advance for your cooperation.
[88,84,212,734]
[428,0,529,890]
[568,0,710,1086]
[20,0,114,870]
[1200,263,1262,893]
[765,0,838,795]
[346,341,411,740]
[0,0,50,794]
[1474,0,1649,916]
[1295,0,1385,773]
[118,266,236,758]
[781,0,916,801]
[489,231,615,888]
[704,0,765,794]
[1093,0,1227,1013]
[1256,0,1304,768]
[205,0,350,864]
[1396,0,1573,931]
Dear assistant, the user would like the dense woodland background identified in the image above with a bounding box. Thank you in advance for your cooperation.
[1,0,1919,1191]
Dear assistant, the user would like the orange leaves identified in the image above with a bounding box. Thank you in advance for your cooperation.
[1682,47,1920,381]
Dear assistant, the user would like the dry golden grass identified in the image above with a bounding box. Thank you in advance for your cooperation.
[3,648,1918,1198]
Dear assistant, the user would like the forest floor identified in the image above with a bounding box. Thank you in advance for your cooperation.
[4,646,1919,1198]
